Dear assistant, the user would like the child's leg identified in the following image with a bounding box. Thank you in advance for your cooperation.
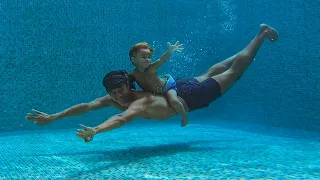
[166,89,188,127]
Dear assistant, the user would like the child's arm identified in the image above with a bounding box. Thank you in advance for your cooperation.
[149,41,184,71]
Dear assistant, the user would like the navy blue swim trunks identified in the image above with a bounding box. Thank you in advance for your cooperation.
[176,78,222,112]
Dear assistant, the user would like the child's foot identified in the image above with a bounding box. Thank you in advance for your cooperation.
[181,116,188,127]
[181,121,188,127]
[260,24,278,42]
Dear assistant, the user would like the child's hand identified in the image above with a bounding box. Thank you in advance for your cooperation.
[167,41,184,53]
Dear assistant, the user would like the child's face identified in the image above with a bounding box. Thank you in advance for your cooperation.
[132,48,151,69]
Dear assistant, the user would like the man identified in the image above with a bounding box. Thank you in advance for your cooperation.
[26,24,278,143]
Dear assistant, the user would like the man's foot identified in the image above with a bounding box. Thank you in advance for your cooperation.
[260,24,279,42]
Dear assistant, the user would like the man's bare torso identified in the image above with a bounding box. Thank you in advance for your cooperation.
[107,91,190,120]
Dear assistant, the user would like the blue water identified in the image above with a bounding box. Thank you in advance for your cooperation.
[1,0,319,179]
[1,122,320,179]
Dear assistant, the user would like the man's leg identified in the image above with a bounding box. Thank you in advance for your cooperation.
[211,24,278,94]
[195,55,236,82]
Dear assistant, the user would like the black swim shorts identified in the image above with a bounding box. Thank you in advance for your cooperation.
[176,78,222,112]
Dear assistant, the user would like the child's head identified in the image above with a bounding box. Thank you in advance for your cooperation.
[129,42,155,69]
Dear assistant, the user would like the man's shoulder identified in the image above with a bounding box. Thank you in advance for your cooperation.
[133,91,154,101]
[134,91,162,99]
[96,95,117,106]
[132,92,160,106]
[98,95,111,101]
[97,95,128,110]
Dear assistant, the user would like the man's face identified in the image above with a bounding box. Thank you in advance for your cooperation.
[132,48,151,69]
[108,84,131,104]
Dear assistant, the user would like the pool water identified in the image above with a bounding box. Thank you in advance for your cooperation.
[1,122,319,179]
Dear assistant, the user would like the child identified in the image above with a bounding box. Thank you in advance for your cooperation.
[129,41,188,127]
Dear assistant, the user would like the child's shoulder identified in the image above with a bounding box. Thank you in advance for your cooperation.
[129,69,138,76]
[132,68,155,76]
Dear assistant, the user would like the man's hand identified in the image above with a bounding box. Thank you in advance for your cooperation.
[76,124,96,143]
[26,109,56,125]
[167,41,184,53]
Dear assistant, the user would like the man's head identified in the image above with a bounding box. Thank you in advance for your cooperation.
[102,70,136,103]
[129,42,155,69]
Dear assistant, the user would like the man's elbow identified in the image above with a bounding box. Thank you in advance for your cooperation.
[116,114,133,125]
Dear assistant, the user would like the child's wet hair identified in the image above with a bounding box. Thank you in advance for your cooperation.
[129,42,155,62]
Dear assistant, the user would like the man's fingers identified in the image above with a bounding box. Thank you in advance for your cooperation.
[32,109,42,114]
[76,133,83,138]
[84,137,92,143]
[76,129,84,133]
[26,113,36,117]
[26,114,39,119]
[76,133,91,142]
[25,114,33,120]
[26,117,37,122]
[79,124,87,130]
[84,137,90,142]
[32,109,48,115]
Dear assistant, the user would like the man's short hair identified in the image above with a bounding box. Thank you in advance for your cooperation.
[102,70,136,92]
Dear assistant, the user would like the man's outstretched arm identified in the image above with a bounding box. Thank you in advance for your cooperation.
[26,95,121,125]
[76,102,144,142]
[95,108,139,133]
